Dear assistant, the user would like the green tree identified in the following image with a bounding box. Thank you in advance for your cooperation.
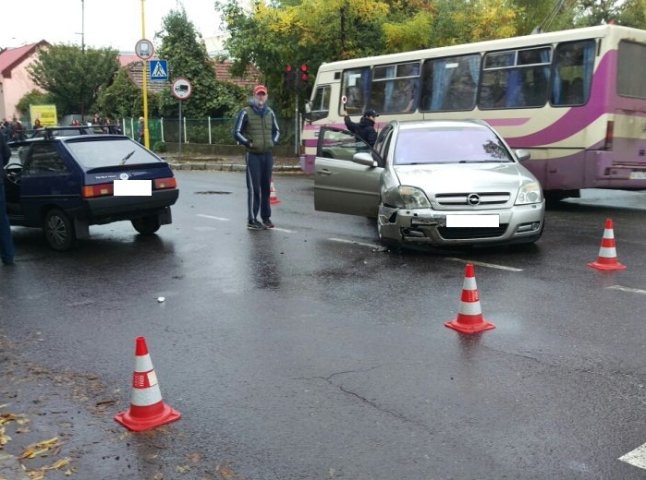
[155,8,246,118]
[617,0,646,28]
[28,44,119,119]
[95,68,144,119]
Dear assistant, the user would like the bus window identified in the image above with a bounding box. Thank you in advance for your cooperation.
[420,54,480,112]
[307,85,332,122]
[551,40,595,106]
[371,62,420,114]
[617,40,646,99]
[479,46,551,109]
[342,68,371,115]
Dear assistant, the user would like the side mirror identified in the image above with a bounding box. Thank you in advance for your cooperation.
[515,149,530,162]
[353,152,378,167]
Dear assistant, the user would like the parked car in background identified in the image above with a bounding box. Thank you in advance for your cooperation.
[314,119,545,248]
[4,133,179,251]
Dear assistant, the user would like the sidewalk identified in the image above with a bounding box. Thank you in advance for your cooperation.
[162,153,305,174]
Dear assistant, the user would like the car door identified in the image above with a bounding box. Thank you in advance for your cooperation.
[314,127,382,217]
[20,142,78,226]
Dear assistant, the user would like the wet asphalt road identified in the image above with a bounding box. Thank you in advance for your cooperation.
[1,172,646,480]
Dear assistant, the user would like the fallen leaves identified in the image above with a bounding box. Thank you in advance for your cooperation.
[19,436,61,460]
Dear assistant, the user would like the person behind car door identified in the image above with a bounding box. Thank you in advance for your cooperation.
[0,133,15,265]
[344,109,379,147]
[233,84,280,230]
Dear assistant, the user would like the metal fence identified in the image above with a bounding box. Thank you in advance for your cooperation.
[120,117,298,150]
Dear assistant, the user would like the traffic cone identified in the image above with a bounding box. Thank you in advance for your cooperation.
[114,336,181,432]
[445,263,495,334]
[587,218,626,271]
[270,177,281,205]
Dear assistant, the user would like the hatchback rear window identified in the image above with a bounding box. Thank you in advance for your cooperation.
[65,137,163,170]
[393,126,513,165]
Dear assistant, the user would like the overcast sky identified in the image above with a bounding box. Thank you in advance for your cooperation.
[0,0,226,52]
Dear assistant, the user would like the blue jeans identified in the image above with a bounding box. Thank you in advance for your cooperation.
[245,151,273,223]
[0,179,15,263]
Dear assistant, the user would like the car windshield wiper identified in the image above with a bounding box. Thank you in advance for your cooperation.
[120,150,135,165]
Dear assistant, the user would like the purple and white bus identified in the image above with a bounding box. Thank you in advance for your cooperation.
[302,24,646,202]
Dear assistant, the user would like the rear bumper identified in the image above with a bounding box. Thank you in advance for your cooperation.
[84,189,179,225]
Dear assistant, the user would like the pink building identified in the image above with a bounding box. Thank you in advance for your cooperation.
[0,40,50,121]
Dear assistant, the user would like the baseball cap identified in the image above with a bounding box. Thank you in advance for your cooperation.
[363,109,379,117]
[254,84,268,96]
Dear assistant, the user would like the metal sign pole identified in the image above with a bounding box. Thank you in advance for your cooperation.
[178,100,182,161]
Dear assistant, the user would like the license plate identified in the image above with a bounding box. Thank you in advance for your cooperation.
[446,214,499,228]
[629,171,646,180]
[113,180,152,196]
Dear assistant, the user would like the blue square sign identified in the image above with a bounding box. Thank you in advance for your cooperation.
[150,60,169,81]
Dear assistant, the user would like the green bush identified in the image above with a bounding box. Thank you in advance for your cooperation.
[153,141,167,153]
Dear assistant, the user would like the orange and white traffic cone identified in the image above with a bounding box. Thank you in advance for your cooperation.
[445,263,495,334]
[114,336,181,432]
[270,177,280,205]
[587,218,626,271]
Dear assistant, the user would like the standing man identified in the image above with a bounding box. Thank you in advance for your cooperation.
[0,132,15,265]
[233,84,280,230]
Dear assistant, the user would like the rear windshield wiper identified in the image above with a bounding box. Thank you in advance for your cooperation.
[120,150,135,165]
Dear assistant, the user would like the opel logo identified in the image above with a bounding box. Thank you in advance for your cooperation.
[467,193,480,206]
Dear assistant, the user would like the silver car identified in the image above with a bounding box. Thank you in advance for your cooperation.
[314,119,545,247]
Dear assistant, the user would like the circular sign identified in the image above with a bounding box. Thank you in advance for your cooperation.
[135,39,154,60]
[171,78,193,100]
[341,95,347,104]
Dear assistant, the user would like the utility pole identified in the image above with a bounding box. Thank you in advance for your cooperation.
[81,0,85,52]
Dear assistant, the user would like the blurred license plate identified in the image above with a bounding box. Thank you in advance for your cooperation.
[113,180,152,196]
[446,214,499,228]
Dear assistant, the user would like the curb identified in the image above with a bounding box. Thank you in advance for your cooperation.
[168,162,303,174]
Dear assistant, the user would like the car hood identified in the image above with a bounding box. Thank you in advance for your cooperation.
[393,163,528,193]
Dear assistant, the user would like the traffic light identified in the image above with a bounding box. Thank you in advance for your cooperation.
[299,64,309,84]
[284,64,296,90]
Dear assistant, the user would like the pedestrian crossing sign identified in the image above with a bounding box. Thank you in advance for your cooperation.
[150,60,169,81]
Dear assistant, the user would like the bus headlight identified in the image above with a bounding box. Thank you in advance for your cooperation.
[515,181,543,205]
[383,185,431,209]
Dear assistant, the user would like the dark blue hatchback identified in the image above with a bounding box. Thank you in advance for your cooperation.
[4,133,179,250]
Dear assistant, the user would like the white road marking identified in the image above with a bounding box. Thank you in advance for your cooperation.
[197,214,230,221]
[445,257,523,272]
[619,442,646,470]
[607,285,646,295]
[329,237,380,249]
[273,227,294,233]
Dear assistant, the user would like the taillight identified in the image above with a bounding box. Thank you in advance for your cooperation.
[82,183,114,198]
[154,177,177,190]
[604,120,614,150]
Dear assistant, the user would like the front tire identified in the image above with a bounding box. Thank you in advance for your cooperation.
[132,215,161,235]
[43,209,76,251]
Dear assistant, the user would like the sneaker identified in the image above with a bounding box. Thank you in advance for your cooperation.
[262,219,275,229]
[247,220,266,230]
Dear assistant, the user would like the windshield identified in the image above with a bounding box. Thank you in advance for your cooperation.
[393,126,514,165]
[65,137,162,170]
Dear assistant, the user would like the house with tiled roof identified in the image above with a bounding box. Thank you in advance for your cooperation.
[0,40,49,121]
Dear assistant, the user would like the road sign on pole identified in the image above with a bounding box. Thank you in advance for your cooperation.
[171,78,192,100]
[150,60,169,81]
[135,38,154,60]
